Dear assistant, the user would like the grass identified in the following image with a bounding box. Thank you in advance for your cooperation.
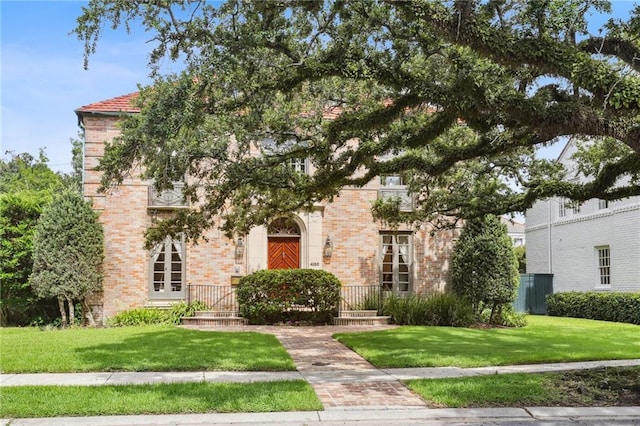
[0,380,323,418]
[0,325,296,373]
[407,366,640,408]
[334,315,640,368]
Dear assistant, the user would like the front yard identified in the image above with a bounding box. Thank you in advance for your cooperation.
[0,325,296,372]
[334,315,640,368]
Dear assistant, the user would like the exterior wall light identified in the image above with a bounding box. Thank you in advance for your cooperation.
[234,237,245,260]
[323,236,334,258]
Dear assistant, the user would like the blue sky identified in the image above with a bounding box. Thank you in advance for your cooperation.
[1,1,637,173]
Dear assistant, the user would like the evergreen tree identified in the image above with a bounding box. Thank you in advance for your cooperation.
[30,190,104,326]
[0,151,61,325]
[451,215,519,322]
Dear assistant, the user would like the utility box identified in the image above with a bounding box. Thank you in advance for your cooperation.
[514,273,554,314]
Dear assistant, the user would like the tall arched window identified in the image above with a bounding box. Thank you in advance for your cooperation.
[149,236,185,298]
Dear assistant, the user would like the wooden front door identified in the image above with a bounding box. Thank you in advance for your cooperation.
[268,237,300,269]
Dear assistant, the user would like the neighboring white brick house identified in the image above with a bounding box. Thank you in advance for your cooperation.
[525,139,640,292]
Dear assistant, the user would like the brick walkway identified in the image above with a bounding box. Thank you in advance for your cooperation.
[213,325,428,408]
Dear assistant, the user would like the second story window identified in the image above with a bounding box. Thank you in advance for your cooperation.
[381,175,404,186]
[289,158,308,174]
[558,198,567,218]
[598,199,609,210]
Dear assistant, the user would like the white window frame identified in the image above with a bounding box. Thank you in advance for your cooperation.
[595,245,611,288]
[149,235,186,299]
[558,198,567,217]
[380,232,412,294]
[598,199,609,210]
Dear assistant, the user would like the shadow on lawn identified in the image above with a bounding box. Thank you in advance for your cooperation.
[74,327,296,372]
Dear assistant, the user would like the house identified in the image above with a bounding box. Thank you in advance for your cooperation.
[76,93,458,323]
[525,138,640,293]
[501,217,525,248]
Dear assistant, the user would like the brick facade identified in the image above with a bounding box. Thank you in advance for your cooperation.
[78,100,457,323]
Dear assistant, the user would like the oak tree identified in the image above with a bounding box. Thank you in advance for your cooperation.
[74,0,640,243]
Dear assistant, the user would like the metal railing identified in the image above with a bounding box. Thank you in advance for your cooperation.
[148,183,187,208]
[187,285,239,311]
[378,187,414,212]
[340,285,384,313]
[187,283,389,314]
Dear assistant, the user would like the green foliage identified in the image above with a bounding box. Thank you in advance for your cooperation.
[546,292,640,325]
[108,307,168,327]
[479,306,528,328]
[451,215,520,319]
[0,152,61,325]
[513,246,526,273]
[30,190,104,325]
[237,269,341,325]
[382,294,476,327]
[108,301,209,327]
[73,1,640,244]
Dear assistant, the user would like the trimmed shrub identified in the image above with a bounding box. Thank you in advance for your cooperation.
[382,293,476,327]
[108,301,208,327]
[546,292,640,325]
[237,269,341,325]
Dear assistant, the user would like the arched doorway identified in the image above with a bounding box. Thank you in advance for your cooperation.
[267,217,301,269]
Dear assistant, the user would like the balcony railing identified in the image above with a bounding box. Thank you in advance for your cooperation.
[378,186,413,212]
[148,183,187,209]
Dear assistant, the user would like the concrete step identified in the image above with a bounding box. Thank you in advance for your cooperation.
[332,316,391,326]
[181,316,248,326]
[339,310,380,318]
[193,311,240,318]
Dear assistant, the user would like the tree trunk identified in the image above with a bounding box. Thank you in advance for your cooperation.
[57,296,68,327]
[67,296,75,325]
[83,299,96,327]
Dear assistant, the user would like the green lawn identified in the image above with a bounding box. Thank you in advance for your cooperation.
[334,316,640,368]
[0,381,322,418]
[0,326,296,373]
[407,366,640,407]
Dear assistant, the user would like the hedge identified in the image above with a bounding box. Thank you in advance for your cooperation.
[236,269,341,325]
[546,291,640,325]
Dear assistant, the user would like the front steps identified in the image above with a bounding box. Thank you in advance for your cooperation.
[182,309,390,327]
[181,311,249,327]
[332,310,391,326]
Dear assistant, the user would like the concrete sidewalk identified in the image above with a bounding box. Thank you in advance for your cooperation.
[3,406,640,425]
[2,359,639,387]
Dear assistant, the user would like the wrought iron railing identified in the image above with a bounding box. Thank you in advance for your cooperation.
[340,285,385,313]
[378,187,414,212]
[187,285,239,311]
[148,183,187,208]
[187,284,390,314]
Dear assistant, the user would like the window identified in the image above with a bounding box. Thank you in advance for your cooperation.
[558,198,566,217]
[381,233,412,293]
[150,236,185,298]
[571,201,581,214]
[596,246,611,286]
[289,158,308,174]
[381,175,404,186]
[598,199,609,210]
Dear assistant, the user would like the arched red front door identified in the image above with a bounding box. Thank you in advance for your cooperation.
[268,237,300,269]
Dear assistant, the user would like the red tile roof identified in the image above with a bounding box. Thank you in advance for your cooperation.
[75,92,140,114]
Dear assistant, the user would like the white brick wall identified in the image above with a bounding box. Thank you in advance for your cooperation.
[526,202,640,292]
